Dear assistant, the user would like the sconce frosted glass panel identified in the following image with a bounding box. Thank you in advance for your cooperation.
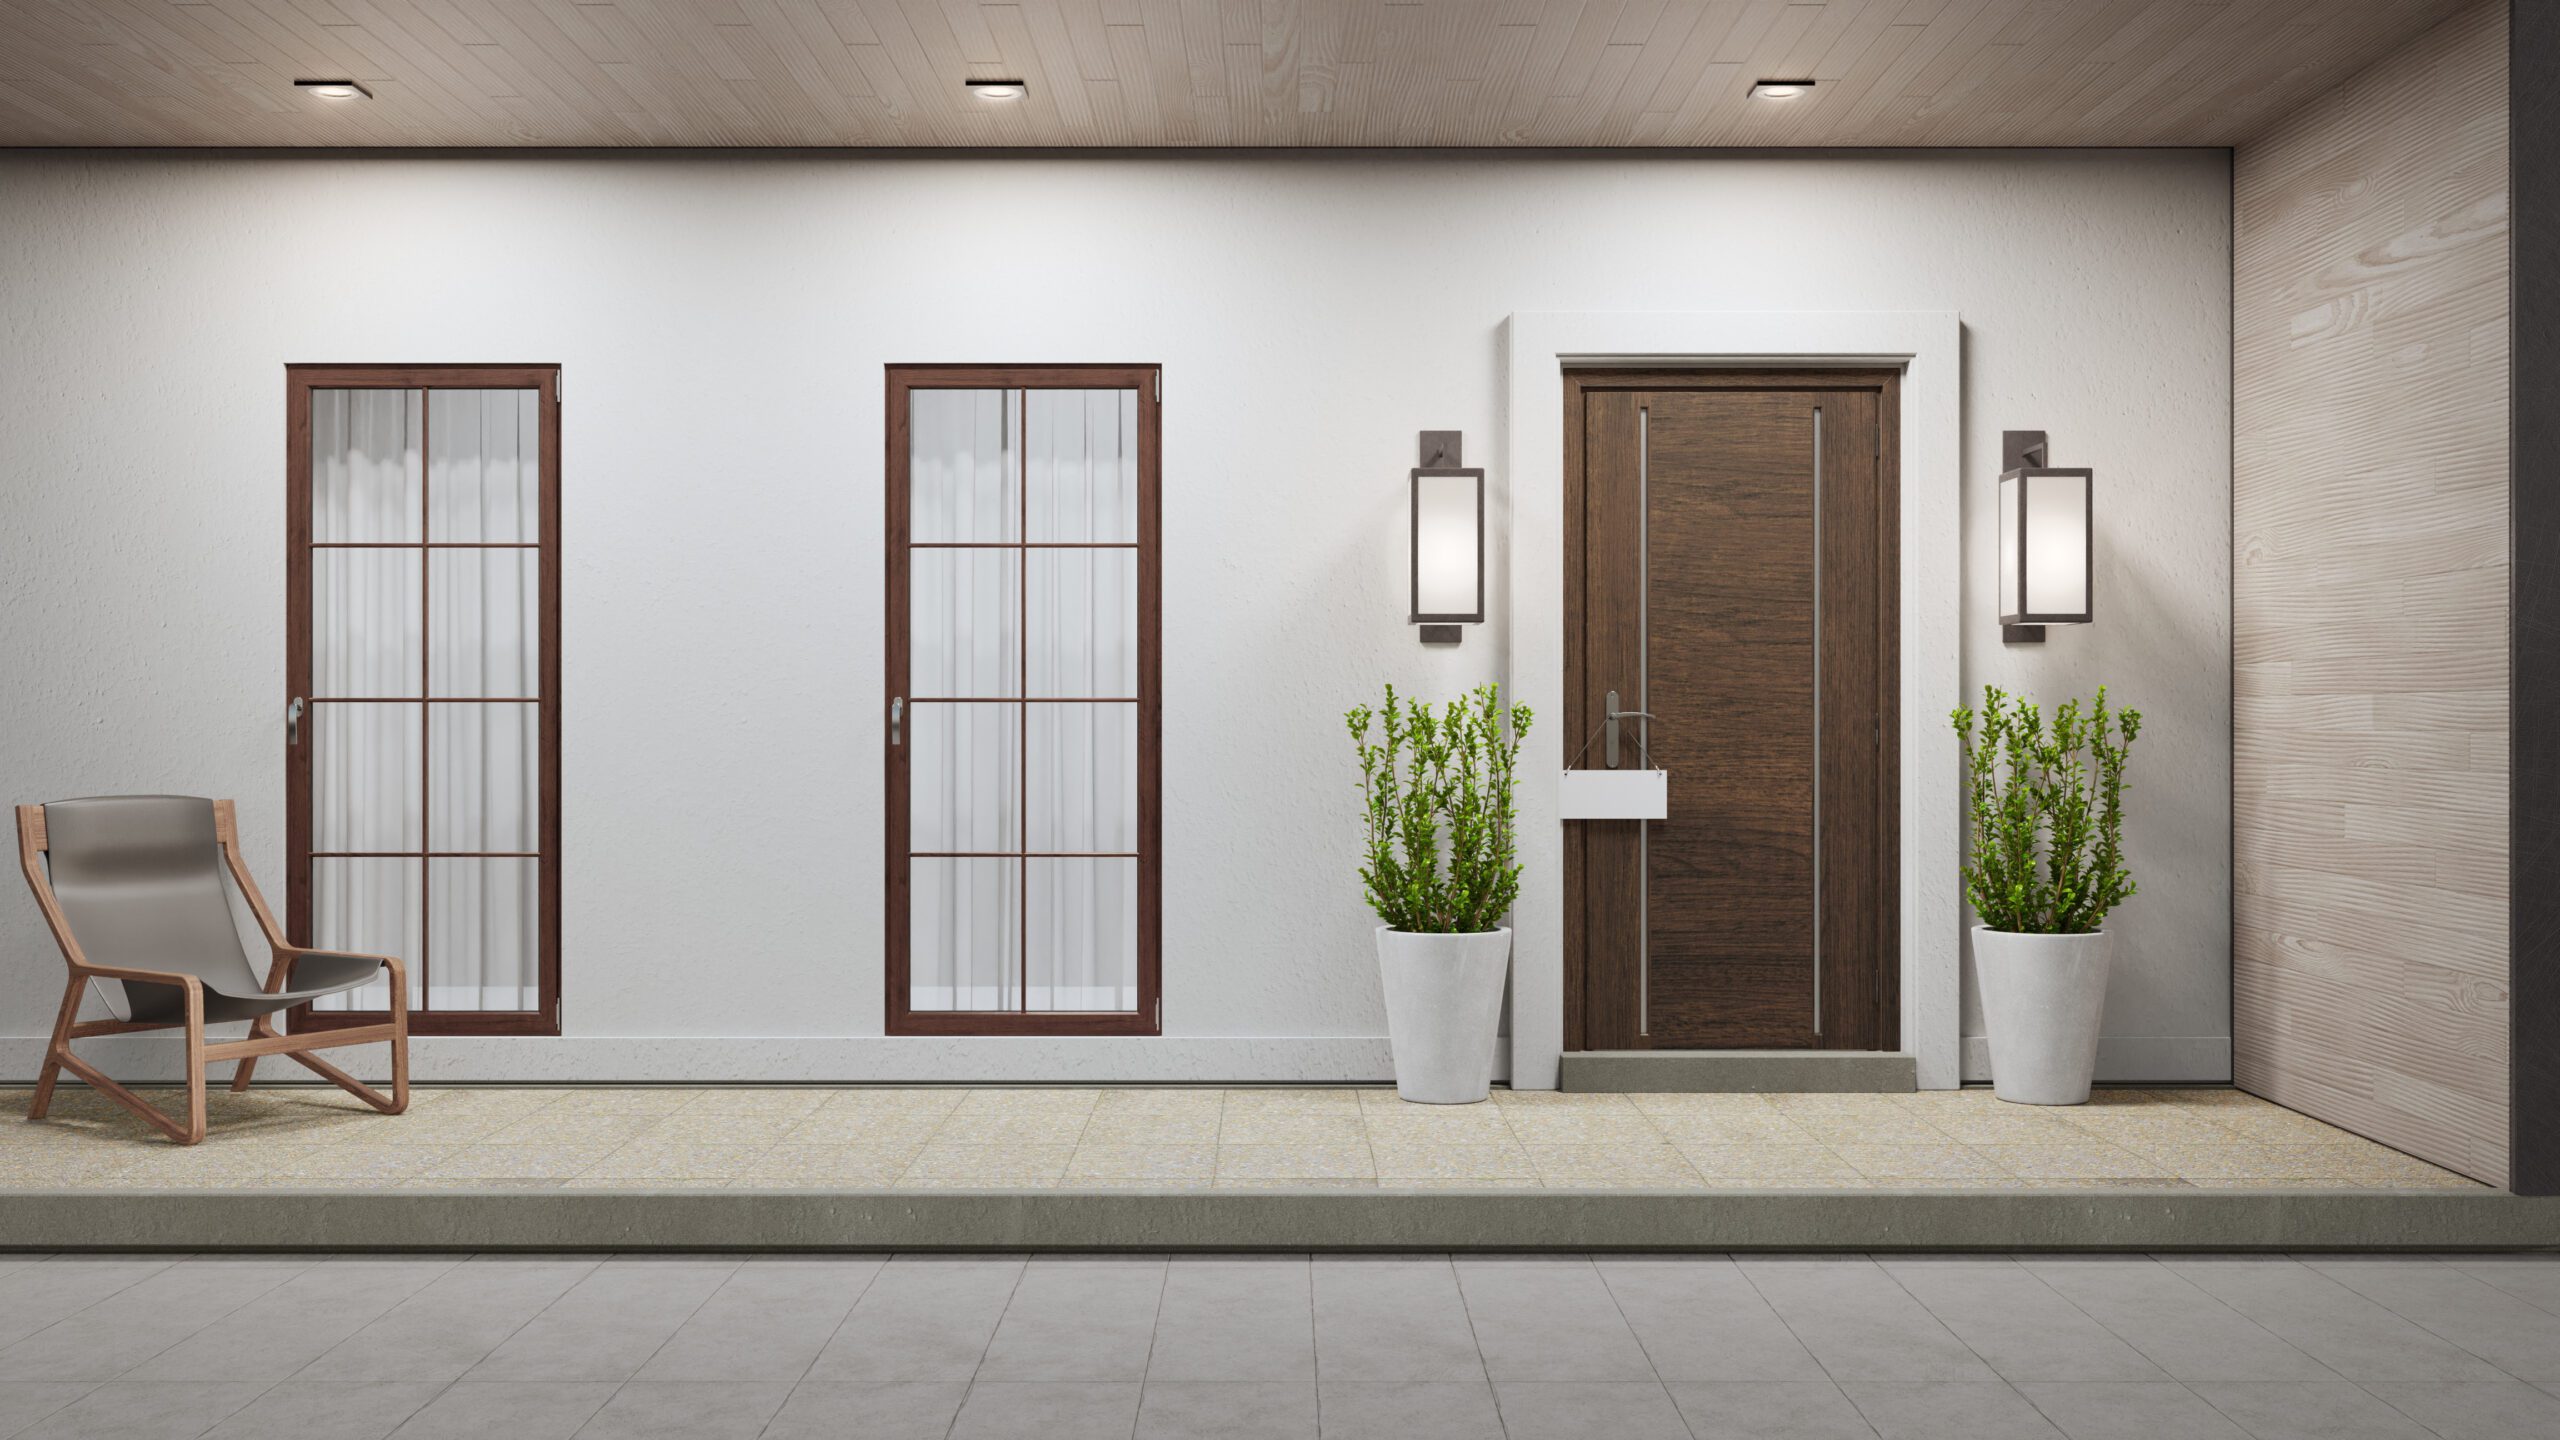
[1413,471,1482,620]
[2023,472,2090,617]
[909,389,1019,543]
[1999,472,2023,620]
[1027,389,1139,542]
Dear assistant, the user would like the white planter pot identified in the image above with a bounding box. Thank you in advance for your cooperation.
[1972,926,2113,1105]
[1375,926,1511,1104]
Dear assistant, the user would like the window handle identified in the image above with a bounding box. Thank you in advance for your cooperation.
[889,697,904,747]
[286,696,305,747]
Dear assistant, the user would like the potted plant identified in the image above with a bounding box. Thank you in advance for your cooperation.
[1346,682,1531,1104]
[1952,685,2142,1106]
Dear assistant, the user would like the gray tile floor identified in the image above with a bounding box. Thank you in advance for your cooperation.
[0,1253,2557,1438]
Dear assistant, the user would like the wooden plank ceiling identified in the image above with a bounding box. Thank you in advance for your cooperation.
[0,0,2472,148]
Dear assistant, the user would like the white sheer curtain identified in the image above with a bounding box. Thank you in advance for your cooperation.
[309,387,540,1013]
[426,389,540,1011]
[310,390,419,1011]
[909,388,1140,1013]
[909,390,1020,1010]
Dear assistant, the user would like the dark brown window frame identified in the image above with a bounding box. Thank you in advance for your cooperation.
[285,363,563,1038]
[885,364,1163,1037]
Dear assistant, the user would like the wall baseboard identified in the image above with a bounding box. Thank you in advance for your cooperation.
[11,1033,2236,1088]
[0,1036,1424,1086]
[12,1035,2238,1089]
[1960,1035,2234,1086]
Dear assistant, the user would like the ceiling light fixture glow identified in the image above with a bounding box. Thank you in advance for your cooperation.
[965,79,1027,101]
[294,79,372,99]
[1750,79,1815,100]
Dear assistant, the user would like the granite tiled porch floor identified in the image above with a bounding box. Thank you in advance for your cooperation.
[1,1252,2558,1440]
[0,1085,2479,1192]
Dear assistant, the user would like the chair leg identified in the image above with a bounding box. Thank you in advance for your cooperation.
[286,1048,404,1114]
[28,976,82,1120]
[180,990,207,1144]
[389,963,409,1114]
[229,1017,275,1093]
[30,981,209,1144]
[250,959,407,1117]
[47,1051,200,1144]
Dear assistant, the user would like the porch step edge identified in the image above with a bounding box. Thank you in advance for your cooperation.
[5,1187,2548,1252]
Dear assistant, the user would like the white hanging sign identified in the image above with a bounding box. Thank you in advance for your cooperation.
[1558,768,1669,821]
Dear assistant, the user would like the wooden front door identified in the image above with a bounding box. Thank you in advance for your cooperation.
[1565,370,1898,1051]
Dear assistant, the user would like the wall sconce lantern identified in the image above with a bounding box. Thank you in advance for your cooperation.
[1411,430,1484,645]
[1998,429,2093,644]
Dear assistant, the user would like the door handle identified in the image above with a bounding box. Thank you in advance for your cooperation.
[889,697,904,747]
[286,696,305,747]
[1603,690,1654,769]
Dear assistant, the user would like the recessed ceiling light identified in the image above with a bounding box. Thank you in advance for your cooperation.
[965,79,1027,101]
[294,79,372,99]
[1750,79,1815,100]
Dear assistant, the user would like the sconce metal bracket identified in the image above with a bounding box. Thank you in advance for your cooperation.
[1418,624,1463,645]
[2003,624,2047,644]
[1420,431,1462,467]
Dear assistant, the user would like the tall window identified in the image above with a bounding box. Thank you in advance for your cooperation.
[886,366,1161,1035]
[286,365,561,1036]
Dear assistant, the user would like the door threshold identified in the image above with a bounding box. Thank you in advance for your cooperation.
[1559,1050,1918,1094]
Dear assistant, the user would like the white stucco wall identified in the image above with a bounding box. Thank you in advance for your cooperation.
[0,151,2232,1083]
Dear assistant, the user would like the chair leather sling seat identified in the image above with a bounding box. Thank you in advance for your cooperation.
[40,797,387,1022]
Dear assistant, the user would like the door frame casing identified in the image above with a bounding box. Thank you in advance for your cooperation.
[284,362,563,1038]
[1562,369,1901,1054]
[883,363,1164,1038]
[1503,311,1964,1090]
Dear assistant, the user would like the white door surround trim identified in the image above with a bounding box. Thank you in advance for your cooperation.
[1500,311,1964,1090]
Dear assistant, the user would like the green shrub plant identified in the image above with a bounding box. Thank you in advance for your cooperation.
[1951,684,2142,934]
[1345,682,1532,934]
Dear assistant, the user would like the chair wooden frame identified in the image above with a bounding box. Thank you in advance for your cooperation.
[16,799,408,1145]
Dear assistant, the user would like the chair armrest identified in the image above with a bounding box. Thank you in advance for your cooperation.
[263,947,401,994]
[274,946,399,966]
[71,963,205,993]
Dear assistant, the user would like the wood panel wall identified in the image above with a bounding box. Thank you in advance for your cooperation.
[2510,0,2559,1197]
[2233,0,2511,1186]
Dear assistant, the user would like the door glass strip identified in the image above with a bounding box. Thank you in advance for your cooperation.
[1811,405,1824,1036]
